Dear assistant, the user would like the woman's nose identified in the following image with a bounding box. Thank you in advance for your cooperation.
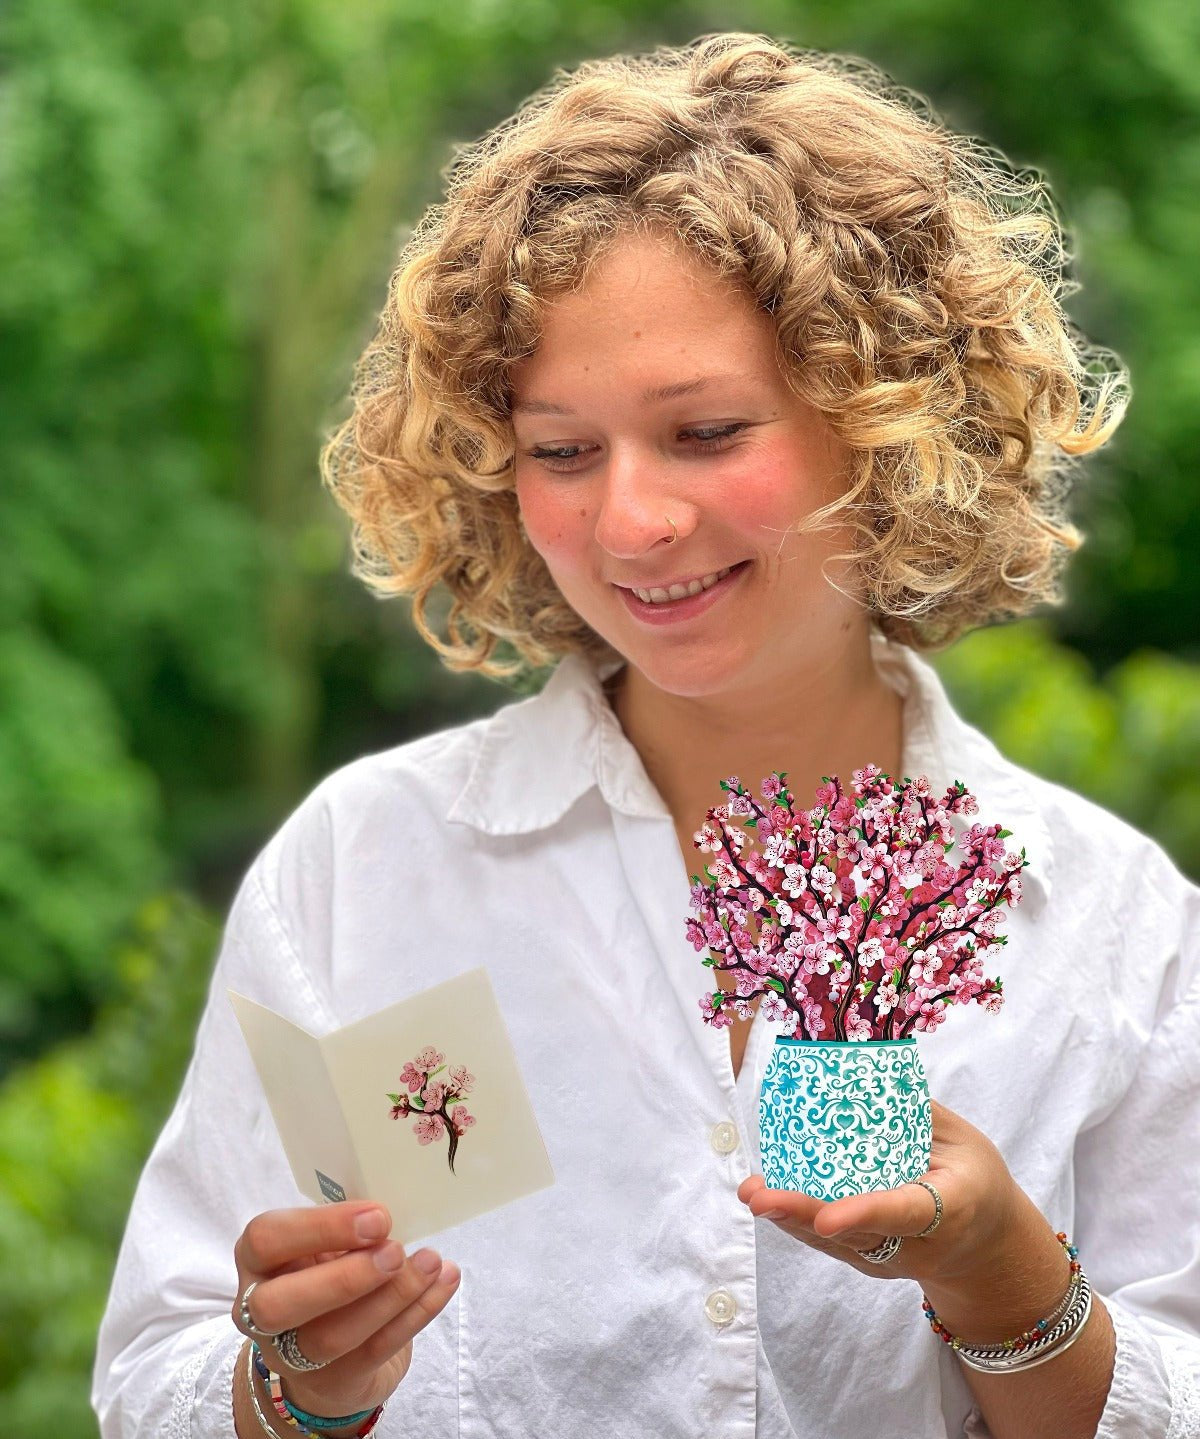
[592,449,689,556]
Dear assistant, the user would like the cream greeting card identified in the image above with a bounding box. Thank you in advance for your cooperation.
[229,966,555,1246]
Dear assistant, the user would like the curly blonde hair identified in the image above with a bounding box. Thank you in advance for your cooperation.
[320,31,1129,682]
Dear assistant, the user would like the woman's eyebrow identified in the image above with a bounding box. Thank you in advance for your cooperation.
[511,373,744,416]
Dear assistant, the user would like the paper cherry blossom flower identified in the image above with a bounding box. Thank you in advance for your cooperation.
[686,764,1027,1043]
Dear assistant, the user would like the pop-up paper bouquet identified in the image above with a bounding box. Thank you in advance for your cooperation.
[685,763,1027,1199]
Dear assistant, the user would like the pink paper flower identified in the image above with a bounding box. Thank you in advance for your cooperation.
[685,769,1023,1042]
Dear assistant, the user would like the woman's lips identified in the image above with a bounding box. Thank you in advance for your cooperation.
[615,560,751,625]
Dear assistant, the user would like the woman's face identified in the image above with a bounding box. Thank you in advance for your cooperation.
[510,229,865,698]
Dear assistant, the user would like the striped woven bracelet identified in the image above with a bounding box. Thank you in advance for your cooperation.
[250,1343,384,1436]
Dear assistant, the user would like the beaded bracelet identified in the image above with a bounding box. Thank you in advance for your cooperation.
[921,1231,1090,1373]
[954,1278,1094,1374]
[250,1343,384,1437]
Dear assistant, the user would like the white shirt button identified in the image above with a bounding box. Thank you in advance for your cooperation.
[710,1121,739,1155]
[704,1289,737,1326]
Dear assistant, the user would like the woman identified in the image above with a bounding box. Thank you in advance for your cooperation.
[94,33,1200,1439]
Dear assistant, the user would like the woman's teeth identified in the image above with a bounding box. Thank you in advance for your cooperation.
[632,565,736,605]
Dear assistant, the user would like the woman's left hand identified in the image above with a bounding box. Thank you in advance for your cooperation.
[738,1096,1020,1290]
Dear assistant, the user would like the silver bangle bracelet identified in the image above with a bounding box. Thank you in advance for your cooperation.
[245,1340,287,1438]
[956,1294,1094,1374]
[955,1271,1090,1364]
[951,1269,1084,1361]
[954,1277,1094,1373]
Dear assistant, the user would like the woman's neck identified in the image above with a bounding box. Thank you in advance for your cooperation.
[603,636,905,837]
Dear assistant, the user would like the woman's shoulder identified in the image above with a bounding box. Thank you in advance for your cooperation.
[1009,757,1199,1021]
[1022,758,1196,908]
[250,708,501,923]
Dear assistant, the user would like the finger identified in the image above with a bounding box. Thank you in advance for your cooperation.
[295,1250,456,1366]
[812,1181,940,1241]
[349,1260,462,1371]
[237,1203,391,1278]
[241,1241,417,1336]
[737,1174,828,1228]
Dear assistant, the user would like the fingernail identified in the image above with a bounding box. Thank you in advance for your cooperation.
[372,1242,407,1273]
[355,1209,389,1242]
[438,1261,460,1285]
[412,1249,443,1275]
[758,1209,788,1221]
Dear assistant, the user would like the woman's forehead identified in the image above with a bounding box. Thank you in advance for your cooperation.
[512,237,776,386]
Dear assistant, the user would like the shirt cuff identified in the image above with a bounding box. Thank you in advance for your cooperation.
[181,1318,245,1438]
[1095,1295,1173,1439]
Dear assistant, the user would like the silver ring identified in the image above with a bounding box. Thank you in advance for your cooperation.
[275,1326,329,1373]
[912,1179,944,1237]
[237,1281,280,1340]
[857,1233,904,1264]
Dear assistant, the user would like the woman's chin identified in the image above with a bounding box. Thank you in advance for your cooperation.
[617,643,756,701]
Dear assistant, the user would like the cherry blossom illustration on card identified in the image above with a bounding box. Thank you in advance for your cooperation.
[387,1047,477,1175]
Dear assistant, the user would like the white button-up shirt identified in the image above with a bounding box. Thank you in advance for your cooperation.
[93,630,1200,1438]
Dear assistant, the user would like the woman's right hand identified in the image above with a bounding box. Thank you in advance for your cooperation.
[231,1200,460,1426]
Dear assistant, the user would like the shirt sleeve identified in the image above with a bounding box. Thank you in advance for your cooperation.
[91,859,328,1437]
[1069,845,1200,1439]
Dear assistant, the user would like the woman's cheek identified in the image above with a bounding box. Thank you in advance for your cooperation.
[725,434,848,556]
[721,455,801,543]
[515,478,586,566]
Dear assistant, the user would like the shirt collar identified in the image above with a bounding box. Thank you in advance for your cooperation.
[446,629,1053,908]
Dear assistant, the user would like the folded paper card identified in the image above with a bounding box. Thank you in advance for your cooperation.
[229,966,555,1245]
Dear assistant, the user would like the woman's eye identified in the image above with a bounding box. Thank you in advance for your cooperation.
[525,423,749,472]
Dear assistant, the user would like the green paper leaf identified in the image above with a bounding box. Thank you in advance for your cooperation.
[386,1093,402,1103]
[765,977,786,993]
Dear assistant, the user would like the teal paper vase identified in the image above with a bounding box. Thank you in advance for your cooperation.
[759,1037,932,1199]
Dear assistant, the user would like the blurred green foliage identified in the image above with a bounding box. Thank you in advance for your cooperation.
[0,632,164,1058]
[0,892,217,1434]
[937,622,1200,873]
[0,0,1197,1430]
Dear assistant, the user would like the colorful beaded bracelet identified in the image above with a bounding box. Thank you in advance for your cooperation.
[921,1231,1082,1355]
[951,1276,1093,1374]
[250,1343,384,1436]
